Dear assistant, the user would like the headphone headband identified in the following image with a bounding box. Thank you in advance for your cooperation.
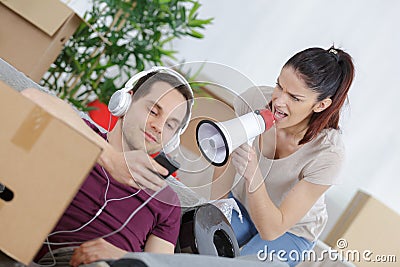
[123,66,193,97]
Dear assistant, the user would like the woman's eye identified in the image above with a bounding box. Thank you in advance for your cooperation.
[292,96,300,102]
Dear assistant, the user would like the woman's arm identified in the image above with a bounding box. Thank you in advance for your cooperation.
[248,177,329,240]
[231,143,330,240]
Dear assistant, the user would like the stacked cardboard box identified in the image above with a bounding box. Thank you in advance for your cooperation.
[325,190,400,266]
[0,0,81,82]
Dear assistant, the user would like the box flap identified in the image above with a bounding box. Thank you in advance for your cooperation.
[0,0,74,36]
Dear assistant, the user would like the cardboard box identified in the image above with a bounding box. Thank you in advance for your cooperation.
[0,82,102,265]
[325,190,400,266]
[0,0,81,82]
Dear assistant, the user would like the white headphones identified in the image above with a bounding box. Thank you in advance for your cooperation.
[108,66,194,153]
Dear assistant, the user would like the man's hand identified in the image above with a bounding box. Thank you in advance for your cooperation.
[69,239,127,267]
[102,147,169,191]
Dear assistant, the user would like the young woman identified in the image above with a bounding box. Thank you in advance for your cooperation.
[212,46,355,266]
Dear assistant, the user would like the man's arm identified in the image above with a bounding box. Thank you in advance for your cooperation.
[144,234,175,254]
[68,234,174,266]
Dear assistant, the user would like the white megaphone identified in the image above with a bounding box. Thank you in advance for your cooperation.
[196,109,275,166]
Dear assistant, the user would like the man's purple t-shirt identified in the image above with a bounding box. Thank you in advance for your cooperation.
[35,120,181,260]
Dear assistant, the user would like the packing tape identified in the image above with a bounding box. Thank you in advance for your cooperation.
[11,106,51,152]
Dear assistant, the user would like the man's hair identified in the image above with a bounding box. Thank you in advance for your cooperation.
[131,71,193,103]
[131,71,194,130]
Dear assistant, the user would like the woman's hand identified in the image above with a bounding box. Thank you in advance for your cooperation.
[231,144,264,191]
[69,239,127,267]
[100,146,168,191]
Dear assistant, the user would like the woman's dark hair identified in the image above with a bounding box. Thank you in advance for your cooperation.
[283,46,355,145]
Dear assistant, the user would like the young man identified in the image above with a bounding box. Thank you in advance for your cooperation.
[22,69,193,266]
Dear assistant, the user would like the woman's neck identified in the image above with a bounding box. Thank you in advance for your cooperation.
[279,119,309,146]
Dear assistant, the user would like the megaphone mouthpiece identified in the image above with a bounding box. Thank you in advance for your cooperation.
[255,109,275,131]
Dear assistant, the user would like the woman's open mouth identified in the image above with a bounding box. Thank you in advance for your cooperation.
[273,107,288,121]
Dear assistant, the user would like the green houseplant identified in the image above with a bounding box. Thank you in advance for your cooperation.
[40,0,213,114]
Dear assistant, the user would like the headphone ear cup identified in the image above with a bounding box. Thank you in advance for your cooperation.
[108,90,132,117]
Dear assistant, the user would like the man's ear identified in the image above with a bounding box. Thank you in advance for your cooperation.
[313,98,332,113]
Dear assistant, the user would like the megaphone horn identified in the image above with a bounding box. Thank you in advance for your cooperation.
[196,109,274,166]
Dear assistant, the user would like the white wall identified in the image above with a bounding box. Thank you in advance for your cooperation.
[172,0,400,239]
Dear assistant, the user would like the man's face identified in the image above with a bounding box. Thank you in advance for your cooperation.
[122,81,188,154]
